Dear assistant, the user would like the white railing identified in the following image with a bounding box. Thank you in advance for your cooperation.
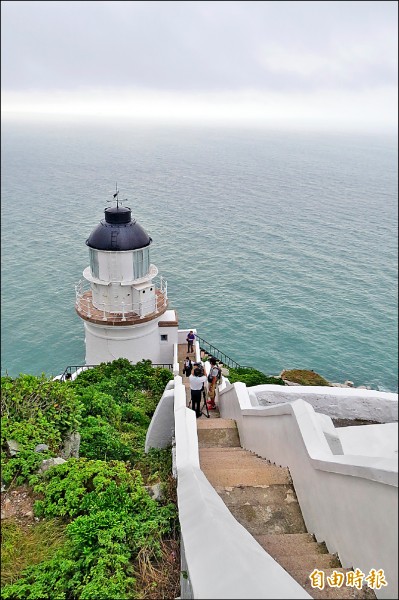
[75,277,168,321]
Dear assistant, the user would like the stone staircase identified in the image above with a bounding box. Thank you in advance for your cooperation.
[197,416,376,599]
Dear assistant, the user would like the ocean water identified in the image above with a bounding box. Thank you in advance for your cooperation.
[1,120,397,392]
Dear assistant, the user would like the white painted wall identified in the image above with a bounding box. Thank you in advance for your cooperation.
[145,388,175,452]
[91,280,137,313]
[251,385,398,423]
[218,384,398,600]
[158,328,178,365]
[158,311,178,365]
[84,318,174,365]
[337,423,398,458]
[173,343,179,376]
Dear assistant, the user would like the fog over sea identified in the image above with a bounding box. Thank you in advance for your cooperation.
[1,120,397,392]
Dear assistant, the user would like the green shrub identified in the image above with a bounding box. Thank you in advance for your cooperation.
[120,402,150,428]
[78,390,122,426]
[1,459,177,599]
[78,416,134,462]
[1,375,83,485]
[1,374,82,434]
[72,359,172,404]
[71,360,171,463]
[228,367,285,387]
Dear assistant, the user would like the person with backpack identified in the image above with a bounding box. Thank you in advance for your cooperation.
[207,357,221,410]
[183,356,193,377]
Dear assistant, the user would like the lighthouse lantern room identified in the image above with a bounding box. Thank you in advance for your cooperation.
[75,194,178,366]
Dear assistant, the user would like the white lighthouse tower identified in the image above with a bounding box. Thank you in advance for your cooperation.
[75,193,178,366]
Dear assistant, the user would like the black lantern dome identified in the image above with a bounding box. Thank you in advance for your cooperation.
[86,206,152,251]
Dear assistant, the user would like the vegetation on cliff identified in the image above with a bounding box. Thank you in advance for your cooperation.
[280,369,330,386]
[1,359,179,599]
[227,367,285,387]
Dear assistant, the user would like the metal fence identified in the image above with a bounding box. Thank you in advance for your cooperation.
[195,334,242,369]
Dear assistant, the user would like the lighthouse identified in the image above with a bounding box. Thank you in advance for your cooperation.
[75,193,178,366]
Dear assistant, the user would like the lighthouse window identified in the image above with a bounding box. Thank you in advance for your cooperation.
[89,249,99,278]
[160,334,168,342]
[132,248,150,279]
[142,248,149,273]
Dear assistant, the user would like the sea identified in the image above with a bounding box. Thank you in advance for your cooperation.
[1,119,398,392]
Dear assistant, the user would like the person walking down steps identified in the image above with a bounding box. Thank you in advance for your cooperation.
[186,330,195,353]
[189,367,207,418]
[207,357,220,410]
[183,356,193,377]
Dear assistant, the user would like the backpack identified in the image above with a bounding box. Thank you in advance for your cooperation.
[208,366,222,383]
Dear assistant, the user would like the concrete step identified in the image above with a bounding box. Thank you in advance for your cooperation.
[254,533,328,556]
[199,454,276,469]
[278,552,341,573]
[226,499,308,535]
[215,484,299,508]
[197,418,237,430]
[199,410,221,419]
[290,569,377,599]
[199,446,256,463]
[178,344,195,359]
[202,466,291,487]
[199,446,271,469]
[197,421,241,448]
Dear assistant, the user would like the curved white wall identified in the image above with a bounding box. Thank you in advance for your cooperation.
[84,318,169,365]
[250,385,398,423]
[145,387,175,452]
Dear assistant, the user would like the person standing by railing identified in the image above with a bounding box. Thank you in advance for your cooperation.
[186,330,195,354]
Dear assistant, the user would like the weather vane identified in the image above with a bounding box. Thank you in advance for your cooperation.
[107,182,127,209]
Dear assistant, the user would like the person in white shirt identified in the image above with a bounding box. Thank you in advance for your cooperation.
[189,367,207,418]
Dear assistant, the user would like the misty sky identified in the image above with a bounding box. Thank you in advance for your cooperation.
[1,0,398,132]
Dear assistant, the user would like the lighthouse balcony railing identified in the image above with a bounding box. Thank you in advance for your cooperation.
[75,278,168,323]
